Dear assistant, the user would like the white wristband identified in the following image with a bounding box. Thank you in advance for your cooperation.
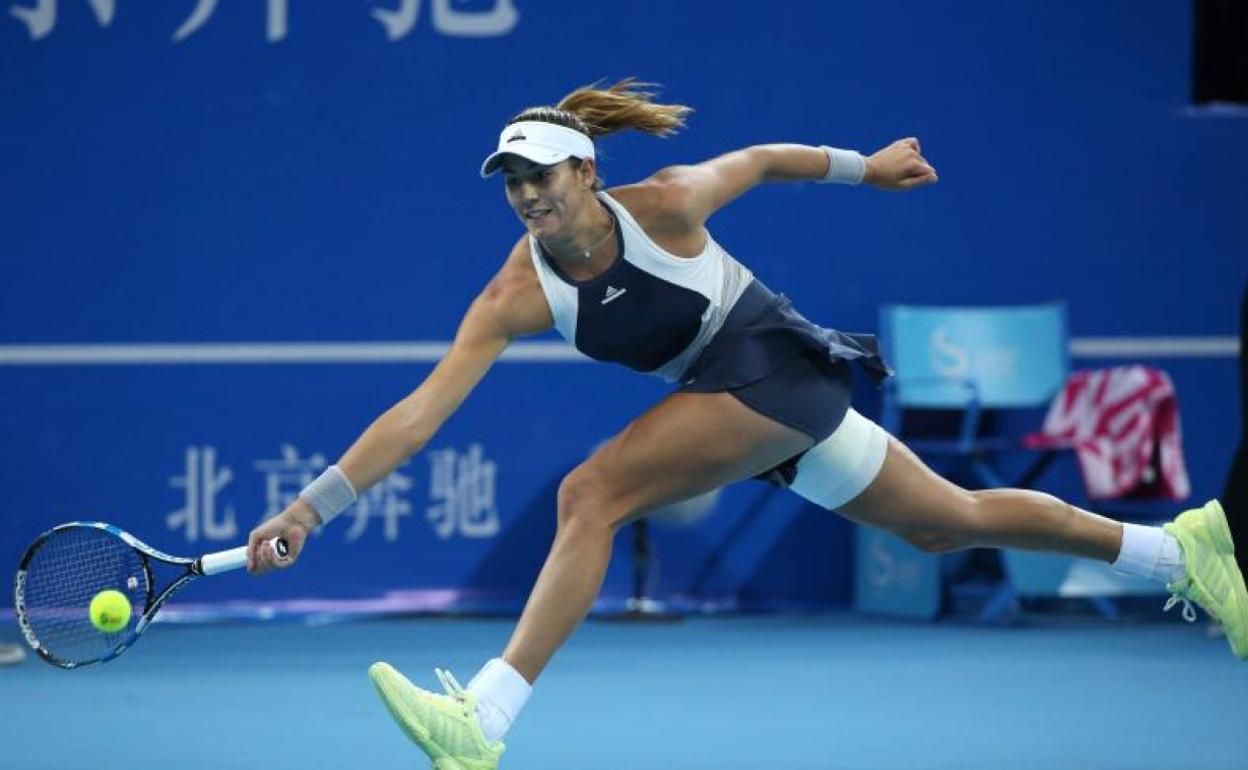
[298,465,357,526]
[817,145,866,185]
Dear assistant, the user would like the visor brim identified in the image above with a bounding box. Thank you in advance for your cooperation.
[479,143,575,178]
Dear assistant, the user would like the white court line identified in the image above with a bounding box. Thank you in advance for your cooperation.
[0,342,588,365]
[0,337,1237,365]
[1068,337,1239,358]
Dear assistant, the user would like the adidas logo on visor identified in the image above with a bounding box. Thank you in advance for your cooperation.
[507,130,527,143]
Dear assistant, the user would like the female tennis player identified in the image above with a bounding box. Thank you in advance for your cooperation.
[246,80,1248,769]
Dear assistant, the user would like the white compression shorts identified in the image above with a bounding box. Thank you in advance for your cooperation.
[788,407,889,510]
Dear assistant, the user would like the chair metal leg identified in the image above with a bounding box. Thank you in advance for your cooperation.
[1014,450,1060,489]
[1088,595,1120,619]
[978,580,1020,623]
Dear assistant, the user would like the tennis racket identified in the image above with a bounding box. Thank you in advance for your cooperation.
[14,521,287,669]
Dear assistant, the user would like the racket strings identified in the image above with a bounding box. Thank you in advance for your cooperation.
[19,528,149,665]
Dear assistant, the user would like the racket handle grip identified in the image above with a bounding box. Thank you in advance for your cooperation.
[200,538,289,575]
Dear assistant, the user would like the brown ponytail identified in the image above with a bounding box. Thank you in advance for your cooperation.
[506,78,692,139]
[556,78,691,138]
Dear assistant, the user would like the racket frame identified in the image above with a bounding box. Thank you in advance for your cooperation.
[15,521,246,669]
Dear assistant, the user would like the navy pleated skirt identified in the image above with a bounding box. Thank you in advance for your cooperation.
[677,278,891,485]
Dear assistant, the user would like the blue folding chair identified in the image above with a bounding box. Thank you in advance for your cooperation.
[856,302,1163,621]
[856,304,1069,620]
[878,303,1069,488]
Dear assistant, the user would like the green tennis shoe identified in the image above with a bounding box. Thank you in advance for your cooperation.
[1162,500,1248,659]
[369,662,505,769]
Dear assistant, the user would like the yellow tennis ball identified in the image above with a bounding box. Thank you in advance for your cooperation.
[89,589,132,633]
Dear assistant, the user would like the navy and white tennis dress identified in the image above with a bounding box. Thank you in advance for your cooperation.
[530,192,890,485]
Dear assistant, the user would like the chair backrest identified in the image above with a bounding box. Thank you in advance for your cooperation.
[880,303,1069,409]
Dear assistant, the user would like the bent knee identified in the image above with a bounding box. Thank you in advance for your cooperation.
[898,493,1004,553]
[556,464,630,531]
[894,495,983,554]
[902,531,968,554]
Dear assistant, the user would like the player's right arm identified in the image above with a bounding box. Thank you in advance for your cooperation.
[246,237,552,573]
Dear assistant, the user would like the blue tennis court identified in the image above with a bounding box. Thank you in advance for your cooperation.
[8,613,1245,769]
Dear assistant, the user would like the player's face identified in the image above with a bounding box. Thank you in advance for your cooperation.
[501,157,592,240]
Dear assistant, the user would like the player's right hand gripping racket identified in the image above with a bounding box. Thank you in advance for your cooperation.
[14,521,287,669]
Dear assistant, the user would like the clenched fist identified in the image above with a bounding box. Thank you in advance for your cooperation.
[865,138,938,191]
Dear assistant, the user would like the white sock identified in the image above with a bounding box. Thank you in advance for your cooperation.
[467,658,531,744]
[1111,523,1185,584]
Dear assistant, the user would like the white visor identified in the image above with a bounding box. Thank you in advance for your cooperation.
[479,120,595,178]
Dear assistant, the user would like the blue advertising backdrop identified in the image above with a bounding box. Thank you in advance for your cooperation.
[2,1,1244,613]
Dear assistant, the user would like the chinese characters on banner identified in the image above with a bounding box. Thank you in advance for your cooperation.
[9,0,519,42]
[345,466,414,544]
[253,444,327,523]
[167,446,238,542]
[426,444,500,540]
[166,443,501,545]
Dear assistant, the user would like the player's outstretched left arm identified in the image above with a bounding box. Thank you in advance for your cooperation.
[646,139,938,225]
[245,237,553,574]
